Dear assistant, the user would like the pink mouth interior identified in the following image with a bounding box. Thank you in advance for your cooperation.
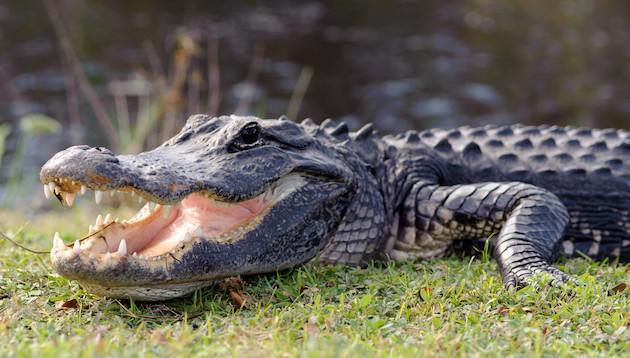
[97,192,270,257]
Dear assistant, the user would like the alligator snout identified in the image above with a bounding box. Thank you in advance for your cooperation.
[40,145,124,186]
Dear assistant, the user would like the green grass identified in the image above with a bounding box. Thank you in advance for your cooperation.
[0,208,628,357]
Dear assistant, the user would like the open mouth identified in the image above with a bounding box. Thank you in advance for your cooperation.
[45,174,305,262]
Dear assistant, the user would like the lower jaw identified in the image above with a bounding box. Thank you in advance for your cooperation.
[79,280,217,301]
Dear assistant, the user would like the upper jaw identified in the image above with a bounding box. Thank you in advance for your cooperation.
[39,143,296,205]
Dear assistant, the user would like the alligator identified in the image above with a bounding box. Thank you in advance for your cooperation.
[40,115,630,300]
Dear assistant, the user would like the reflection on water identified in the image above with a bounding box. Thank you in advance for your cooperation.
[1,0,630,205]
[3,0,630,135]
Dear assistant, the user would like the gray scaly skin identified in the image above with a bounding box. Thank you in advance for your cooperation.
[40,115,630,300]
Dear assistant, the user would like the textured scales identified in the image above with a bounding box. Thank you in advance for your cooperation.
[388,125,630,256]
[40,116,630,300]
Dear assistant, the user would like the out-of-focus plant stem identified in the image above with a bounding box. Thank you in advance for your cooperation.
[41,0,118,151]
[206,33,221,117]
[235,42,265,115]
[287,66,314,121]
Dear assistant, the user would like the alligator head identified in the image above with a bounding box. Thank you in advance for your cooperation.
[40,115,387,300]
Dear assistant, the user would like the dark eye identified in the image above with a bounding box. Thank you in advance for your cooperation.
[230,122,264,151]
[240,123,260,144]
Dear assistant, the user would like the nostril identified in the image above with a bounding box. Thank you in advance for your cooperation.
[90,147,115,156]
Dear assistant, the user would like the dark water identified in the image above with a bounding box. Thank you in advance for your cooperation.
[1,0,630,206]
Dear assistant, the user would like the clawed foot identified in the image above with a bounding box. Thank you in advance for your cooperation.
[503,264,579,293]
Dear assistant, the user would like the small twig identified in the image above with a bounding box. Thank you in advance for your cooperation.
[1,232,48,254]
[5,238,50,253]
[73,222,115,243]
[0,222,114,255]
[235,42,266,115]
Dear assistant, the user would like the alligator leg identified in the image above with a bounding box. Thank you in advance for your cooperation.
[393,181,576,290]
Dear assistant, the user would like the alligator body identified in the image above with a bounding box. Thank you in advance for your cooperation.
[40,115,630,300]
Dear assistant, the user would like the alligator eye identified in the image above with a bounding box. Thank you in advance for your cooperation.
[240,123,260,145]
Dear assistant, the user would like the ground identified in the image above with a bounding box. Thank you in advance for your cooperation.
[0,207,628,357]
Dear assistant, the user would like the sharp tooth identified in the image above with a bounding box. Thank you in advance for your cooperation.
[138,196,145,204]
[54,186,61,195]
[94,190,103,204]
[72,180,76,185]
[89,253,96,260]
[148,201,156,212]
[131,190,135,197]
[171,249,177,255]
[105,252,111,260]
[80,185,87,195]
[239,226,245,232]
[53,232,64,252]
[44,184,51,199]
[216,201,222,208]
[48,182,56,193]
[110,190,115,197]
[194,227,202,237]
[117,239,127,256]
[162,205,172,220]
[204,193,210,198]
[175,202,181,209]
[132,252,137,259]
[210,197,215,203]
[96,215,103,228]
[104,213,112,225]
[66,192,75,207]
[184,232,192,243]
[224,202,231,209]
[73,240,82,255]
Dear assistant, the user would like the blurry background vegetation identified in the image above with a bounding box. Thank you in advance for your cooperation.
[0,0,630,210]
